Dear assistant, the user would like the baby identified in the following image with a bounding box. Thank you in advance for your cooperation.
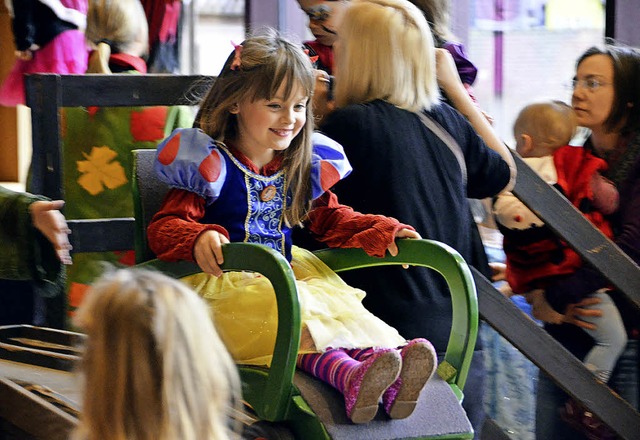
[494,100,626,387]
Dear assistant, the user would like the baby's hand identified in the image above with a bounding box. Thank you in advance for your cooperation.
[527,289,564,324]
[30,200,72,265]
[194,230,230,277]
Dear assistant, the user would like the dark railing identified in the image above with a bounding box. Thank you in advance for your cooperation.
[476,155,640,440]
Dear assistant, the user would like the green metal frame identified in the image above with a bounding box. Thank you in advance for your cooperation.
[137,245,300,422]
[132,149,478,438]
[314,240,478,397]
[137,238,478,426]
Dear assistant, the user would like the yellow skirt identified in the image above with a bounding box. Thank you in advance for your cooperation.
[181,246,405,366]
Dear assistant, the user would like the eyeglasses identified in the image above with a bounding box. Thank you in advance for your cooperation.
[567,78,611,92]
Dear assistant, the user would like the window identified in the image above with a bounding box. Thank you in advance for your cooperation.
[183,0,246,75]
[459,0,605,146]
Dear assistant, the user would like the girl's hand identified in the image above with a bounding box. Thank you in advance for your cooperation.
[194,230,229,277]
[30,200,72,265]
[388,228,421,268]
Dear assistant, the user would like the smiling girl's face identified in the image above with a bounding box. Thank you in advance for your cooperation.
[231,81,308,169]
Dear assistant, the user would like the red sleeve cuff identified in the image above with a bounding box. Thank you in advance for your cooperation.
[307,191,413,257]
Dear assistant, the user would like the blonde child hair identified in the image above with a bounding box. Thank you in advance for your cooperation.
[333,0,440,112]
[196,29,316,226]
[72,268,241,440]
[513,101,578,157]
[85,0,149,73]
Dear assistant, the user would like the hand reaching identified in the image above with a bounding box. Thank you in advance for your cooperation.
[194,230,230,277]
[526,290,603,330]
[30,200,72,265]
[312,69,335,127]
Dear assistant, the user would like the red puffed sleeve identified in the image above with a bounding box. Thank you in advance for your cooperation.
[306,191,414,257]
[147,188,229,261]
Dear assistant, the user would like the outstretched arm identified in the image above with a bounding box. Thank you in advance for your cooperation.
[436,48,516,193]
[30,200,72,265]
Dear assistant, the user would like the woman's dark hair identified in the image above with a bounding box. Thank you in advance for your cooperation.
[577,44,640,135]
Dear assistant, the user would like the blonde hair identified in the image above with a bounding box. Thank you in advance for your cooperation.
[334,0,440,112]
[73,268,241,440]
[514,101,577,154]
[85,0,149,73]
[197,29,316,226]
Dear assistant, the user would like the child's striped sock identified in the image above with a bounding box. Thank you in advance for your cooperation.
[297,348,360,393]
[344,347,376,361]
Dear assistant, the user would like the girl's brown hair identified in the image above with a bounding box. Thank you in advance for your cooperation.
[407,0,453,47]
[196,29,316,226]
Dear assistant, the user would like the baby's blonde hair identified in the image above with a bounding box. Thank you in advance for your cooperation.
[73,268,241,440]
[513,101,577,155]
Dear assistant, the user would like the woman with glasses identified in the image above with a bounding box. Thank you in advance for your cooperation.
[533,43,640,440]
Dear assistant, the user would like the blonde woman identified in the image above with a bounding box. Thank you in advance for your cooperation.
[318,0,515,436]
[72,268,241,440]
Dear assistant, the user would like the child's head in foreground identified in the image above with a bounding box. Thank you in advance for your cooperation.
[513,100,577,158]
[85,0,149,73]
[73,267,241,440]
